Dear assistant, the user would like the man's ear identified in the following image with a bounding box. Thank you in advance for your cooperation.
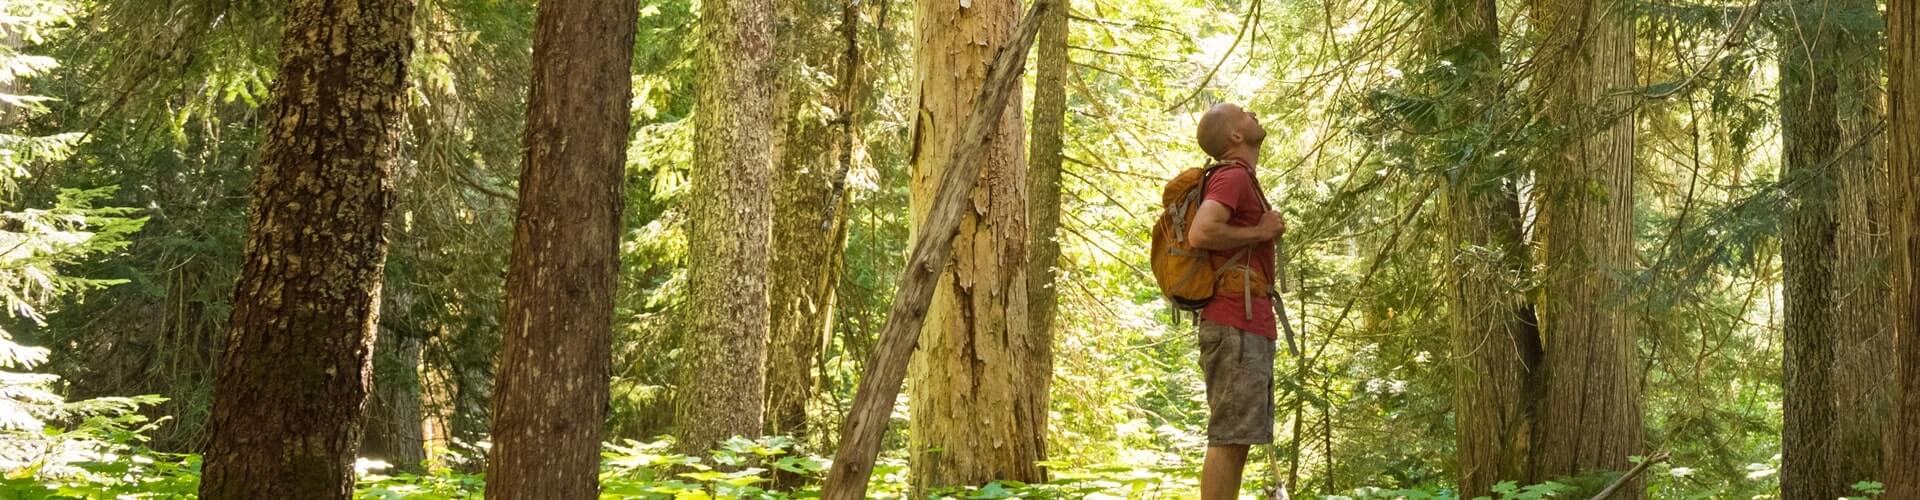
[1230,131,1244,145]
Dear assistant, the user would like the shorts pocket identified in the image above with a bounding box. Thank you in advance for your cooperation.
[1243,335,1274,368]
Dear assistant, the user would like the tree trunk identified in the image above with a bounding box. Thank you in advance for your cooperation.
[1885,0,1920,494]
[816,7,1046,496]
[675,0,776,458]
[905,0,1046,491]
[1778,2,1845,497]
[362,323,426,472]
[1429,0,1541,495]
[198,0,413,496]
[765,0,861,451]
[1025,0,1068,361]
[1528,0,1642,491]
[0,27,22,127]
[446,325,496,469]
[483,0,636,495]
[1830,0,1892,486]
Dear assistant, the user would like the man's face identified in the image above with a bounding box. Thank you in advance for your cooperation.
[1198,103,1267,158]
[1239,108,1267,147]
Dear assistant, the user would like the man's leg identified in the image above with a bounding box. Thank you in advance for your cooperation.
[1201,444,1250,499]
[1196,320,1274,499]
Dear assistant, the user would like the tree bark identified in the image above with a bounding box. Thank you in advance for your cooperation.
[1829,0,1891,486]
[198,0,413,496]
[765,0,861,452]
[1778,2,1845,497]
[1528,0,1642,491]
[674,0,776,457]
[1429,0,1542,495]
[362,322,426,472]
[818,6,1048,497]
[483,0,636,495]
[1025,0,1068,364]
[905,0,1046,491]
[1885,0,1920,494]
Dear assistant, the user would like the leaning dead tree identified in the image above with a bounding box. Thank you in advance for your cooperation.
[818,3,1050,498]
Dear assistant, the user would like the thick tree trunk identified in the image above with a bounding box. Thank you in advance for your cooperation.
[1528,0,1642,491]
[674,0,776,458]
[197,0,413,496]
[362,323,426,472]
[1886,0,1920,495]
[905,0,1046,491]
[1025,0,1068,359]
[765,0,861,451]
[817,6,1047,497]
[1429,0,1541,495]
[483,0,636,495]
[1778,2,1845,497]
[1830,0,1891,485]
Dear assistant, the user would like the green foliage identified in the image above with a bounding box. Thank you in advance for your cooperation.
[1,439,198,499]
[1848,480,1886,499]
[1324,478,1577,500]
[2,0,1884,497]
[0,0,160,483]
[1,435,1200,499]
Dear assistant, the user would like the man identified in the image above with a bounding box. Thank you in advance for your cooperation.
[1186,102,1286,499]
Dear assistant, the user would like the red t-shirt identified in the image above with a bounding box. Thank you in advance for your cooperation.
[1198,164,1277,340]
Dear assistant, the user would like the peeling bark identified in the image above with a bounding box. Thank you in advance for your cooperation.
[818,6,1048,497]
[904,0,1047,491]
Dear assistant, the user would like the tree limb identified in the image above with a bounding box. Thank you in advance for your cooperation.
[1589,450,1671,500]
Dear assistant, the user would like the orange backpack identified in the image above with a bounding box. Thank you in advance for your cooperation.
[1150,161,1271,315]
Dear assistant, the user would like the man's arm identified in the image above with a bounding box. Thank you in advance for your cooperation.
[1187,200,1283,251]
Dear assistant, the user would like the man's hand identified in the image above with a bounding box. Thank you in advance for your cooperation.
[1257,211,1286,239]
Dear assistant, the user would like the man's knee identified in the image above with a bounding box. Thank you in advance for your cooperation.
[1206,444,1250,461]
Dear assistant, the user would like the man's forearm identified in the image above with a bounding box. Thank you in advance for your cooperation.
[1193,224,1269,250]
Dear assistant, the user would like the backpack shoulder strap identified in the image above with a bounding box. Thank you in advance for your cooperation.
[1204,160,1274,284]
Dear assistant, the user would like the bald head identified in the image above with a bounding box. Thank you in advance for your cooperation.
[1196,103,1266,160]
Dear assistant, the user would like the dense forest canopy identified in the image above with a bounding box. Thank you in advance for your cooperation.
[0,0,1917,498]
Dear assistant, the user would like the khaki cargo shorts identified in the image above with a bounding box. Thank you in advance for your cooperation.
[1197,320,1275,445]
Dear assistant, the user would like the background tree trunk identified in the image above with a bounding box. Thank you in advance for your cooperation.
[197,0,413,496]
[1885,0,1920,495]
[905,0,1046,490]
[483,0,636,495]
[1025,0,1068,364]
[1429,0,1541,495]
[1778,2,1843,497]
[675,0,777,457]
[362,322,426,473]
[444,325,497,470]
[1528,0,1642,491]
[1829,0,1891,486]
[765,0,861,452]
